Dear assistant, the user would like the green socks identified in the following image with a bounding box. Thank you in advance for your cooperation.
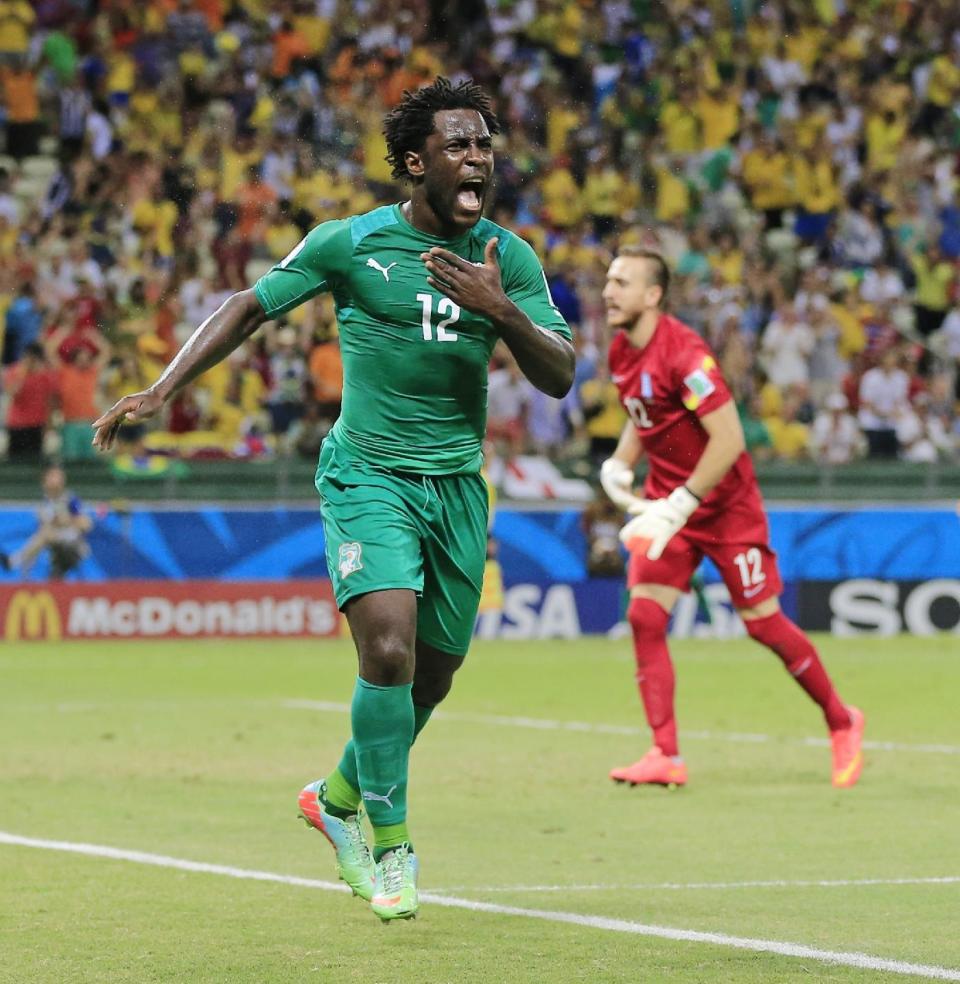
[350,678,414,828]
[326,702,435,810]
[321,767,361,818]
[372,823,410,861]
[321,685,436,855]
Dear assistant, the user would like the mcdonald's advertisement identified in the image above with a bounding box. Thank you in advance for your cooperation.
[1,581,339,642]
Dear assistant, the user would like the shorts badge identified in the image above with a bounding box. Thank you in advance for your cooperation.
[337,542,363,579]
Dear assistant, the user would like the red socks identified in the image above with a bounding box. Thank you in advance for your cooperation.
[627,597,678,756]
[744,610,850,731]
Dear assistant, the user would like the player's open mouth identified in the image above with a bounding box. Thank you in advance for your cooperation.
[456,178,485,212]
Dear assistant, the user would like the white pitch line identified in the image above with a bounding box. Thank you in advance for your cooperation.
[1,832,958,982]
[283,699,960,756]
[433,876,960,894]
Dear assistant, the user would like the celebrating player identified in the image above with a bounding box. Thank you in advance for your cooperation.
[93,78,574,921]
[599,247,864,789]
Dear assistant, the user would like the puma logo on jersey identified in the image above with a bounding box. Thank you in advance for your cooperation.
[367,257,397,281]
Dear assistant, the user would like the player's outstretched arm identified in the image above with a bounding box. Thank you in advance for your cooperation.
[92,289,267,451]
[422,239,575,398]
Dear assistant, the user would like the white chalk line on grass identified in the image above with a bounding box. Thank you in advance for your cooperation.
[433,876,960,894]
[283,699,960,756]
[1,832,958,982]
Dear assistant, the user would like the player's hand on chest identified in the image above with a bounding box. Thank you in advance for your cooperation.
[353,245,493,343]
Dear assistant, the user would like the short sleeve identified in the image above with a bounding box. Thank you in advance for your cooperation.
[675,346,732,417]
[253,219,353,318]
[500,234,572,340]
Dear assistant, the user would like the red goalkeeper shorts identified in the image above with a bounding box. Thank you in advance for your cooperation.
[627,497,783,609]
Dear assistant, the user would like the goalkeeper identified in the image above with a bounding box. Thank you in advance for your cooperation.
[599,246,864,790]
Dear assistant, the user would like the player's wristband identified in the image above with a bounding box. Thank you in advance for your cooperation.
[667,485,701,520]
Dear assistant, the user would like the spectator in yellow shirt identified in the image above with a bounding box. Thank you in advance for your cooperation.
[0,0,34,60]
[696,84,741,150]
[916,48,960,133]
[911,245,955,337]
[709,230,744,285]
[659,87,701,154]
[131,190,179,259]
[219,131,262,203]
[926,50,960,108]
[541,158,582,228]
[654,157,692,223]
[546,104,581,158]
[765,392,810,460]
[741,135,794,227]
[582,155,630,238]
[828,288,868,361]
[785,23,826,73]
[264,200,303,262]
[106,50,136,107]
[579,365,627,463]
[865,108,906,174]
[793,145,839,242]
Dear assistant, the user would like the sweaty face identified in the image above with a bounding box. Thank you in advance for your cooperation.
[602,257,662,328]
[416,109,494,230]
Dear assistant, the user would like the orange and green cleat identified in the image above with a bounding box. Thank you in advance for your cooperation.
[298,780,376,900]
[610,746,688,787]
[370,843,419,922]
[831,706,865,788]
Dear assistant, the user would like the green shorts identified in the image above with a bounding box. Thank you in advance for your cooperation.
[316,436,488,656]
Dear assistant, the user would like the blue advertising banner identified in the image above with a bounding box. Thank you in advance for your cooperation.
[4,505,958,583]
[2,505,958,636]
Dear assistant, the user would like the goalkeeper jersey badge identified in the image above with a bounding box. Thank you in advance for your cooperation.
[337,542,363,579]
[682,363,716,410]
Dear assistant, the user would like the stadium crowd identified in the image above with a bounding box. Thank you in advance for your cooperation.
[2,0,960,479]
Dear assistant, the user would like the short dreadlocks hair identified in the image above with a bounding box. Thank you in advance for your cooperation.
[383,76,500,181]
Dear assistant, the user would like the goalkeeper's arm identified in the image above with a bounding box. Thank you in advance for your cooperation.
[620,400,746,559]
[599,421,645,512]
[683,400,746,500]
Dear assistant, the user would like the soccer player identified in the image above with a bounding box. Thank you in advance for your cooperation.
[92,78,574,920]
[599,247,864,790]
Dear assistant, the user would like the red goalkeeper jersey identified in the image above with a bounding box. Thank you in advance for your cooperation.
[608,313,762,515]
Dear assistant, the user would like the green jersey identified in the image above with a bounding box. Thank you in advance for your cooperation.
[253,204,571,475]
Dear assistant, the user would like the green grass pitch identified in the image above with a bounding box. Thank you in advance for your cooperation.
[2,635,959,983]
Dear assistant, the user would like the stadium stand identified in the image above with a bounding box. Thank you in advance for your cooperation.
[1,0,959,494]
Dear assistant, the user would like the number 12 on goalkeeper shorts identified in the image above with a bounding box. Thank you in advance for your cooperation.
[734,548,765,588]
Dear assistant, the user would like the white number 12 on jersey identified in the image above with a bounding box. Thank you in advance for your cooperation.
[417,293,460,342]
[625,396,653,429]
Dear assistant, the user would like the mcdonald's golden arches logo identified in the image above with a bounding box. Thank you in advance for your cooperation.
[4,590,62,641]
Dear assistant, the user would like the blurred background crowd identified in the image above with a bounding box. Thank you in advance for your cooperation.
[2,0,960,483]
